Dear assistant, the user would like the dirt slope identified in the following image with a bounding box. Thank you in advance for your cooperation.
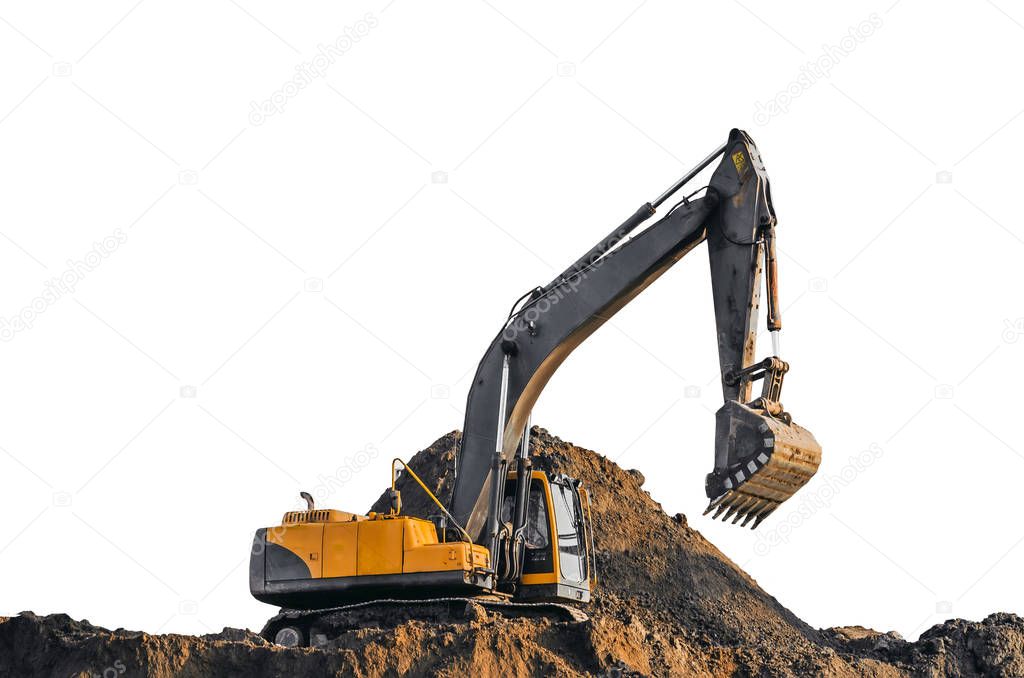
[2,429,1023,677]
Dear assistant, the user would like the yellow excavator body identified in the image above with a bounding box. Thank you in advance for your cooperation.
[250,468,592,612]
[252,510,493,609]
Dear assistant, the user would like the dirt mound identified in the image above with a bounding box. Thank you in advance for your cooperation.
[2,429,1023,677]
[825,613,1024,677]
[371,428,836,672]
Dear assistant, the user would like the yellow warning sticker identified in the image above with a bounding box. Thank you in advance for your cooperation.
[731,150,748,178]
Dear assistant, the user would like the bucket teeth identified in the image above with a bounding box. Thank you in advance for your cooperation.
[729,496,757,524]
[705,481,797,529]
[707,449,817,528]
[703,491,771,529]
[703,494,728,516]
[739,499,769,527]
[751,504,779,530]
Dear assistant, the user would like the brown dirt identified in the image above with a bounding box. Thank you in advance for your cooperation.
[2,428,1023,677]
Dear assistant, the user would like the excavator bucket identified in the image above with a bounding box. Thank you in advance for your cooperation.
[704,401,821,529]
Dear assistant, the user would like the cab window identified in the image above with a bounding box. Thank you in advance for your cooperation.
[551,482,586,583]
[502,480,553,575]
[500,486,550,549]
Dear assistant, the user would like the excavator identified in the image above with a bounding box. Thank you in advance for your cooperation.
[249,129,822,646]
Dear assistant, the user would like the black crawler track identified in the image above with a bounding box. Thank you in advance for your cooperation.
[262,596,588,647]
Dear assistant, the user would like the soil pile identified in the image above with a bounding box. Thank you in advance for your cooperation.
[2,428,1023,677]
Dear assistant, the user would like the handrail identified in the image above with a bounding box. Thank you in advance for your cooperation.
[580,486,597,589]
[391,458,477,555]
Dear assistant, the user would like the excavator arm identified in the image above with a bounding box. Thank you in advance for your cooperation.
[450,130,821,550]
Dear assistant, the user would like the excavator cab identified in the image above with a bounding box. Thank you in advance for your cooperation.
[497,471,592,603]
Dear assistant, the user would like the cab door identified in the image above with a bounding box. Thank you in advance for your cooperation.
[515,473,591,603]
[550,480,587,585]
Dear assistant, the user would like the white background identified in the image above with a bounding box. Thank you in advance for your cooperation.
[1,0,1021,641]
